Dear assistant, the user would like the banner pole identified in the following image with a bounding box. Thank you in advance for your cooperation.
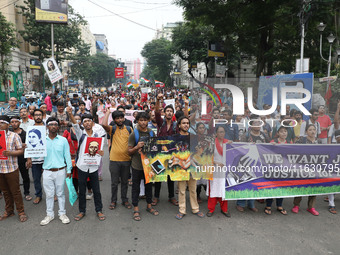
[51,24,55,92]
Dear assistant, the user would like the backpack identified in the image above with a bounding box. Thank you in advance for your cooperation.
[109,125,132,151]
[134,128,154,146]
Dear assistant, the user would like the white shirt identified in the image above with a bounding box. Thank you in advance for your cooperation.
[73,124,103,173]
[20,118,34,132]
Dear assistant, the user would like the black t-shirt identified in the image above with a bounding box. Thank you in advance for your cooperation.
[51,94,58,106]
[17,129,26,164]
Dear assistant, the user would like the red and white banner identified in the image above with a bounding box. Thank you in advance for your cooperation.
[115,68,124,78]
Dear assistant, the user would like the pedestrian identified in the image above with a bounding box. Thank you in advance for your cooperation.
[4,97,20,117]
[44,93,52,115]
[19,107,34,132]
[40,117,72,226]
[0,115,28,222]
[292,124,319,216]
[175,116,204,220]
[10,116,32,201]
[128,111,158,221]
[102,109,132,210]
[67,107,106,221]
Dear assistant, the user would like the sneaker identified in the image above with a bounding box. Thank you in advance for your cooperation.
[86,193,93,200]
[291,206,299,214]
[307,208,319,216]
[40,215,54,226]
[59,214,70,224]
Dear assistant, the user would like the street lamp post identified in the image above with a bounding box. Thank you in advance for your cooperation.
[317,22,336,101]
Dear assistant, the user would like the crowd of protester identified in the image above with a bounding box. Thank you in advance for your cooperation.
[0,86,339,225]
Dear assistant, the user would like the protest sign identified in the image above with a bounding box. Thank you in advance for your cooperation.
[42,57,63,84]
[164,99,175,110]
[0,130,8,160]
[24,126,47,158]
[78,137,103,166]
[223,143,340,200]
[141,135,213,183]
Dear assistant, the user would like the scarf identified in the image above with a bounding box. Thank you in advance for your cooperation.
[215,137,229,156]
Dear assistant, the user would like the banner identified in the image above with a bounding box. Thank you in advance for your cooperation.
[115,68,124,78]
[223,143,340,200]
[124,110,144,122]
[0,131,8,160]
[141,135,213,184]
[78,137,103,166]
[35,0,68,23]
[42,57,63,84]
[164,99,175,111]
[24,126,47,158]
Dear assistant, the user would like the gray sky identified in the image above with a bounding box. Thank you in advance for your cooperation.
[69,0,183,61]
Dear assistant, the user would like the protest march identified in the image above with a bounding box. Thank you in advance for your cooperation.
[1,81,340,225]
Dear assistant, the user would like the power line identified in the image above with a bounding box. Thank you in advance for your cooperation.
[0,0,20,10]
[88,0,157,31]
[86,4,170,18]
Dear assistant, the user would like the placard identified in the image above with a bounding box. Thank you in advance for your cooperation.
[24,126,47,158]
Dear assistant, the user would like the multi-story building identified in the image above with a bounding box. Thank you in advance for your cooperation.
[94,34,109,55]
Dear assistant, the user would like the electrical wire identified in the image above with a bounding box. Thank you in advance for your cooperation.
[85,4,170,18]
[0,0,20,10]
[88,0,157,31]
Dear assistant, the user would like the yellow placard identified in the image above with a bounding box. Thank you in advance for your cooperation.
[35,8,68,23]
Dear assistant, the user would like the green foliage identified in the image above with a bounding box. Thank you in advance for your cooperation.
[18,0,87,89]
[141,38,173,85]
[0,12,19,101]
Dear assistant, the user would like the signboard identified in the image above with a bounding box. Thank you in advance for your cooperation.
[319,76,337,82]
[0,73,15,92]
[208,42,225,57]
[42,57,63,84]
[115,68,124,78]
[215,64,226,77]
[24,126,47,158]
[0,130,8,160]
[295,58,310,73]
[30,59,41,69]
[35,0,68,24]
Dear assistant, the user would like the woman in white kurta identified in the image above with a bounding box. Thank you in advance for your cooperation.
[206,126,231,217]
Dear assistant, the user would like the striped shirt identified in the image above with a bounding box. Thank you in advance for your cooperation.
[3,106,20,117]
[0,131,22,174]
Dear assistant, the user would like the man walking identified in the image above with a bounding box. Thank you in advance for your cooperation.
[4,97,20,117]
[40,117,72,226]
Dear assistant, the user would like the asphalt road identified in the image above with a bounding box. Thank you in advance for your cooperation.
[0,144,339,255]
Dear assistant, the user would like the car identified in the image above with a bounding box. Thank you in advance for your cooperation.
[25,92,39,102]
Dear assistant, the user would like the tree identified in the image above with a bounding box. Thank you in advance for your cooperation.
[19,0,87,90]
[0,13,19,102]
[141,38,173,85]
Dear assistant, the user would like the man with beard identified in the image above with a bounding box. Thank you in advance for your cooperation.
[102,110,132,210]
[76,101,90,118]
[128,111,158,221]
[293,111,304,142]
[40,117,72,226]
[39,104,51,124]
[51,102,69,135]
[148,110,158,135]
[67,108,105,221]
[10,116,32,201]
[153,93,179,207]
[26,109,45,205]
[174,116,204,220]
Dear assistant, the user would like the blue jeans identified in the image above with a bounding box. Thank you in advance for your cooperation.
[237,199,255,208]
[32,164,43,198]
[266,198,283,208]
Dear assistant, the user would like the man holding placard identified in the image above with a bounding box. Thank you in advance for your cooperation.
[0,115,28,222]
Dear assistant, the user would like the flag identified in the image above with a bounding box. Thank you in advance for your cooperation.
[155,80,165,87]
[155,80,163,84]
[127,82,133,89]
[132,83,139,89]
[140,77,150,83]
[325,82,332,105]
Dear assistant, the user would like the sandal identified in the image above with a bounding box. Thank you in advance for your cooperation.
[264,207,272,215]
[97,212,106,221]
[0,211,15,221]
[194,211,205,218]
[146,207,159,216]
[122,202,132,209]
[109,202,116,210]
[18,212,28,222]
[277,207,288,215]
[168,198,178,206]
[74,212,85,221]
[221,210,231,218]
[133,211,141,221]
[128,179,132,186]
[206,211,213,217]
[175,212,185,220]
[33,197,42,204]
[329,206,337,214]
[151,198,159,206]
[25,195,33,201]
